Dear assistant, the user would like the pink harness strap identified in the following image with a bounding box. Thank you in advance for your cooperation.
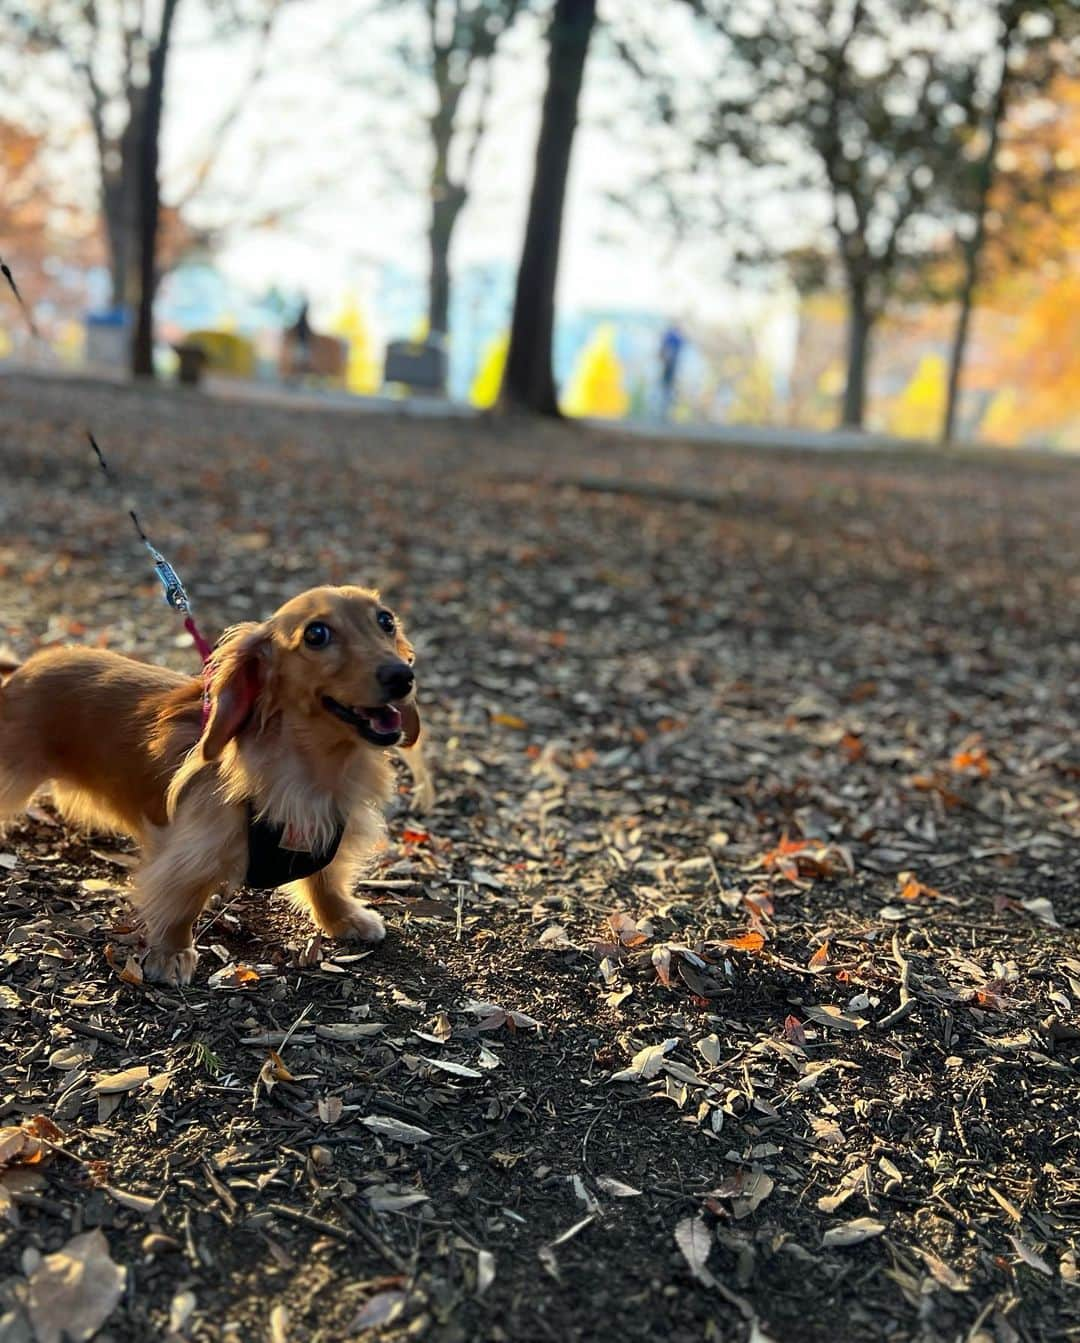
[184,615,214,728]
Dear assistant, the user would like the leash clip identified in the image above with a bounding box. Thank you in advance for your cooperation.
[146,544,192,614]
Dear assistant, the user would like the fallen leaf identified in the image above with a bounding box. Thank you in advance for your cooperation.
[610,1038,678,1082]
[476,1249,496,1295]
[608,912,650,947]
[652,945,673,986]
[803,1004,867,1033]
[350,1290,407,1331]
[1020,896,1059,928]
[1008,1235,1053,1277]
[596,1177,642,1198]
[916,1247,969,1292]
[675,1214,717,1287]
[711,1169,775,1219]
[491,712,527,729]
[420,1056,483,1079]
[366,1185,429,1213]
[315,1022,386,1041]
[822,1217,885,1247]
[207,963,260,990]
[93,1066,150,1096]
[783,1015,808,1046]
[359,1115,432,1144]
[808,941,830,971]
[723,931,766,954]
[105,1186,160,1216]
[817,1163,869,1214]
[26,1229,126,1343]
[318,1096,344,1124]
[697,1034,722,1066]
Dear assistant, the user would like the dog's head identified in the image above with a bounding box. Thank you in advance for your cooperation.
[202,585,420,761]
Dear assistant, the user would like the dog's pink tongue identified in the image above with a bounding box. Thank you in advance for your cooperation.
[371,705,403,733]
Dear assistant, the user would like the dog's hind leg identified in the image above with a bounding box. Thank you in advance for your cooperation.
[0,722,47,835]
[0,765,47,834]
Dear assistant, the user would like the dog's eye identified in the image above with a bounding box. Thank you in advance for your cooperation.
[303,621,332,649]
[376,610,395,635]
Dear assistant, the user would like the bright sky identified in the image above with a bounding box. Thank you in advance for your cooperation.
[158,0,787,335]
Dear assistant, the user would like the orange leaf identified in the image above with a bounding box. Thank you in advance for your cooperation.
[783,1015,807,1046]
[491,712,527,730]
[267,1050,295,1082]
[839,732,865,762]
[808,941,830,970]
[402,828,429,845]
[723,931,765,954]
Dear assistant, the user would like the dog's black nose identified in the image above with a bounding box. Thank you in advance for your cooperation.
[377,661,414,700]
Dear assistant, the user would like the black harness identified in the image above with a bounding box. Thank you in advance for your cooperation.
[244,804,345,889]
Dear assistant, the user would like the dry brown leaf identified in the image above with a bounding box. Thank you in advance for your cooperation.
[674,1214,717,1287]
[803,1004,868,1033]
[822,1217,885,1247]
[1008,1235,1053,1277]
[26,1229,126,1343]
[808,941,830,971]
[207,963,260,990]
[359,1115,432,1144]
[610,1039,677,1082]
[350,1290,408,1332]
[93,1066,150,1096]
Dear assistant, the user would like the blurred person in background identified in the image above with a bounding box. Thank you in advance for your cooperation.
[658,321,685,420]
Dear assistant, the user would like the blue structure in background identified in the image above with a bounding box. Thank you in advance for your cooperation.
[150,258,698,416]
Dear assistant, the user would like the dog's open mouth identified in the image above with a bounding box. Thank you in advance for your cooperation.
[322,696,403,746]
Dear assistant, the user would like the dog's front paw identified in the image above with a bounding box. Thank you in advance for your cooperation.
[143,946,199,985]
[323,899,386,944]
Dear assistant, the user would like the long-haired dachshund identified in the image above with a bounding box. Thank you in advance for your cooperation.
[0,586,426,984]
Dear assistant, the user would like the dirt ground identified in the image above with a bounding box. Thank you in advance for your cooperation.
[0,372,1078,1343]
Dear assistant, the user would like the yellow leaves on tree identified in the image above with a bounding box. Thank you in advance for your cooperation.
[976,76,1080,445]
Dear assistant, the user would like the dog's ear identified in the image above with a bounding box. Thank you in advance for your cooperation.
[399,700,421,748]
[202,623,270,761]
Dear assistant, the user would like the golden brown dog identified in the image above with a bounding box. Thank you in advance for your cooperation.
[0,586,424,984]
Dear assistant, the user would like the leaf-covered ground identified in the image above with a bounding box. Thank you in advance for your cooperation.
[1,372,1078,1343]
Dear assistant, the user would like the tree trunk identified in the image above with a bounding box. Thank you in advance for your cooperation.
[501,0,596,415]
[841,283,873,429]
[102,114,142,309]
[427,187,464,343]
[941,9,1018,444]
[131,0,181,379]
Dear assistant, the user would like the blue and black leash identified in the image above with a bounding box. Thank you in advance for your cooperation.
[2,257,214,676]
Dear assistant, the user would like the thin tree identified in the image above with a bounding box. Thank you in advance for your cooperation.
[132,0,182,378]
[941,0,1077,442]
[501,0,597,415]
[3,0,284,376]
[667,0,992,429]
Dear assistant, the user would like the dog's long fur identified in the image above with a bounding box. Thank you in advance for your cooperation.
[0,586,428,984]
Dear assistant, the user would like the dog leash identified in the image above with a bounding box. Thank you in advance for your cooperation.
[2,258,215,716]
